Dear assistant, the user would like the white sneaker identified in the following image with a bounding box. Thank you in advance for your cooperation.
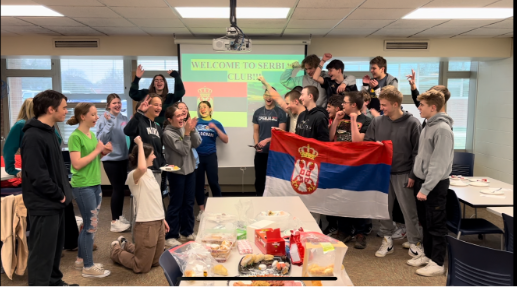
[407,255,430,267]
[117,236,128,250]
[180,234,197,242]
[402,241,410,249]
[375,236,394,257]
[416,260,444,277]
[392,225,407,240]
[165,238,182,247]
[119,215,130,225]
[196,210,204,222]
[110,220,130,232]
[74,261,103,270]
[82,265,111,278]
[409,242,424,258]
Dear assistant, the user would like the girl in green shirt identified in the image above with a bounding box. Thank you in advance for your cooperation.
[67,103,112,278]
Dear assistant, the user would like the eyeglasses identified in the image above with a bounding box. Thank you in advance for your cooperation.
[343,101,351,105]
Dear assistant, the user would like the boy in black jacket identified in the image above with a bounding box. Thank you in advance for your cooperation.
[21,90,77,286]
[295,86,330,142]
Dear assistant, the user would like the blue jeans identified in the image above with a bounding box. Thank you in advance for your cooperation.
[166,172,195,239]
[72,185,102,268]
[195,153,223,206]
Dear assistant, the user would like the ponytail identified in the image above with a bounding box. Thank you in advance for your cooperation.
[66,116,79,125]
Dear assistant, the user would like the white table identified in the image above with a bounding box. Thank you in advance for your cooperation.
[180,196,353,286]
[450,177,513,218]
[487,207,513,217]
[1,167,15,181]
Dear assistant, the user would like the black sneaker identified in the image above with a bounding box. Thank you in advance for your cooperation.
[52,281,79,286]
[323,226,338,237]
[354,234,367,249]
[337,232,353,243]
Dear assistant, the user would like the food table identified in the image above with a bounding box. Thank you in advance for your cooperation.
[179,196,353,286]
[487,207,513,217]
[450,177,513,218]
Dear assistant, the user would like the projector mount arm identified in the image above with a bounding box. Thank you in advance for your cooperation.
[230,0,237,28]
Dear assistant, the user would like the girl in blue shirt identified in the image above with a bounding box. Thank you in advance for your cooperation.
[193,101,228,221]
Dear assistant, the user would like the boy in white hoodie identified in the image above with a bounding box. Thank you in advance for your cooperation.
[410,89,454,277]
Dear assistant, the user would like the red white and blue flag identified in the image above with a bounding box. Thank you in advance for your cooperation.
[264,129,393,219]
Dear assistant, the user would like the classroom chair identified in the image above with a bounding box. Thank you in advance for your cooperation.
[159,250,182,286]
[451,152,475,177]
[502,213,513,252]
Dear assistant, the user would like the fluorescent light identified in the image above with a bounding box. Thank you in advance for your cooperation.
[175,7,290,19]
[403,8,513,19]
[1,5,63,17]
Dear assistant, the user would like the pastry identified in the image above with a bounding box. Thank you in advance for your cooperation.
[264,254,274,261]
[184,270,195,277]
[272,260,278,268]
[311,281,323,286]
[254,254,265,263]
[258,264,267,270]
[241,254,254,267]
[214,264,228,276]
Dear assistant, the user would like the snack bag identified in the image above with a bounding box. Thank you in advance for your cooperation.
[237,240,253,255]
[169,242,217,278]
[299,232,347,278]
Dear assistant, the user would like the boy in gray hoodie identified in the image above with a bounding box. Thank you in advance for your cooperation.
[364,86,423,260]
[162,103,202,248]
[411,89,454,277]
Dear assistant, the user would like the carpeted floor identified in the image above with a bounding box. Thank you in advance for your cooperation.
[1,195,506,286]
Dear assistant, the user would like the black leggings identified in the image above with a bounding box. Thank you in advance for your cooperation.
[103,160,129,221]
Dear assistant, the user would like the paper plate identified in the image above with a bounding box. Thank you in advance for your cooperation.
[469,181,490,187]
[450,180,469,187]
[468,178,490,183]
[450,175,466,180]
[480,188,508,195]
[160,166,181,172]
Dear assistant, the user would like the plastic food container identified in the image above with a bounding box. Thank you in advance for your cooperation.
[201,233,236,263]
[256,211,291,231]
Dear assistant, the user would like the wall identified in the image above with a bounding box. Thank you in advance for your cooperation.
[473,55,513,184]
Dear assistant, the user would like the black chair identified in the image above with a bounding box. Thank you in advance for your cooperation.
[159,249,182,286]
[446,189,504,249]
[502,213,513,252]
[451,152,475,176]
[446,235,513,286]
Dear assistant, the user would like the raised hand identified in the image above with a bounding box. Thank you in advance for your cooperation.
[257,76,266,84]
[138,95,151,113]
[322,53,332,61]
[370,79,379,88]
[136,64,145,78]
[291,61,301,69]
[168,69,174,75]
[335,110,345,121]
[406,69,417,89]
[134,136,143,146]
[363,75,371,84]
[104,112,111,121]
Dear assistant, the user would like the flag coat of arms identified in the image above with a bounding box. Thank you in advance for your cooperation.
[264,129,393,220]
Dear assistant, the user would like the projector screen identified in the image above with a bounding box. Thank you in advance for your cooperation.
[180,44,305,167]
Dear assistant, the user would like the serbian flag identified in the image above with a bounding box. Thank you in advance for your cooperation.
[264,129,393,220]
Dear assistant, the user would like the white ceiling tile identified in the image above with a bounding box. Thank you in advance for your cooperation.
[1,0,39,4]
[328,28,379,36]
[129,18,184,28]
[1,25,61,35]
[483,18,513,28]
[140,27,190,35]
[237,19,288,29]
[102,0,168,7]
[283,28,329,35]
[371,28,426,36]
[94,26,148,35]
[1,17,34,26]
[386,20,449,29]
[494,32,513,37]
[18,16,84,26]
[41,26,104,35]
[166,0,296,7]
[297,0,364,8]
[423,0,498,7]
[361,0,430,9]
[287,20,341,29]
[46,6,121,17]
[292,8,354,20]
[181,19,228,28]
[409,34,453,38]
[433,19,504,28]
[485,0,513,7]
[336,19,394,29]
[453,34,497,38]
[347,8,416,20]
[457,27,513,36]
[110,7,177,19]
[190,27,281,35]
[413,27,476,36]
[74,17,135,27]
[31,0,104,6]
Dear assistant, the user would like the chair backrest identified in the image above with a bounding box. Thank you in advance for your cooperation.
[446,189,462,233]
[502,213,514,252]
[446,235,513,286]
[61,150,71,173]
[451,152,475,176]
[159,250,182,286]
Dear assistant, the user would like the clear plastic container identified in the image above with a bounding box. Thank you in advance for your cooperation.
[255,211,291,231]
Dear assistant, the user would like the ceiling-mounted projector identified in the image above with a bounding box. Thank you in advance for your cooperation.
[213,0,251,52]
[213,27,251,52]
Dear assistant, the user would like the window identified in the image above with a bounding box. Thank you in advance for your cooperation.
[6,59,51,70]
[61,59,124,94]
[7,77,53,127]
[57,101,128,144]
[447,78,470,149]
[449,61,471,71]
[137,59,179,71]
[138,77,176,94]
[402,104,425,124]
